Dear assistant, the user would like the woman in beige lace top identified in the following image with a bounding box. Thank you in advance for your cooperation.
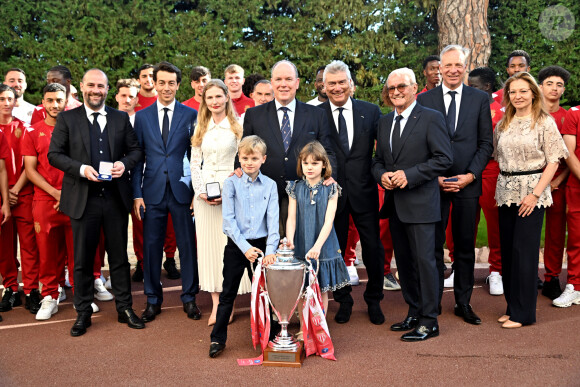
[493,72,568,329]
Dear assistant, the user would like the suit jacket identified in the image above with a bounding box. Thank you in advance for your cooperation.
[417,85,493,198]
[320,98,381,214]
[243,99,337,197]
[132,101,197,205]
[371,103,453,224]
[48,105,143,219]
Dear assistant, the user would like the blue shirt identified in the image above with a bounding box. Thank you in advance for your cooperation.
[222,171,280,256]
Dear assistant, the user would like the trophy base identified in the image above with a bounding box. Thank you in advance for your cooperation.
[262,341,305,368]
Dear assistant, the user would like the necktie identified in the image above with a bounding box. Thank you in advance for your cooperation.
[280,107,291,152]
[162,107,169,146]
[447,91,457,134]
[338,107,349,154]
[391,115,403,154]
[92,112,101,132]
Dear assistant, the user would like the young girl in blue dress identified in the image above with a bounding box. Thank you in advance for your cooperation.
[285,141,350,314]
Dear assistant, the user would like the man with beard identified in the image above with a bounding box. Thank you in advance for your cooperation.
[48,69,144,336]
[307,66,328,106]
[4,68,35,124]
[135,64,158,112]
[31,66,83,125]
[115,79,140,126]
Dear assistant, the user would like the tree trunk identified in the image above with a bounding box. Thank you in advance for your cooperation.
[438,0,491,70]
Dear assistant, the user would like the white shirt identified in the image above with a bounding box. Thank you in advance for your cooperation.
[80,104,108,177]
[275,99,296,135]
[156,99,176,133]
[12,99,35,124]
[390,101,416,150]
[441,83,463,131]
[329,98,354,149]
[306,97,324,106]
[129,113,135,127]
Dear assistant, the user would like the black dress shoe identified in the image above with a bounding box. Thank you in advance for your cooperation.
[118,308,145,329]
[163,259,181,280]
[70,314,92,337]
[334,302,352,324]
[209,342,226,358]
[141,303,161,322]
[542,277,562,300]
[132,264,143,282]
[454,304,482,325]
[368,303,385,325]
[390,316,419,331]
[401,325,439,342]
[537,276,544,289]
[183,301,201,320]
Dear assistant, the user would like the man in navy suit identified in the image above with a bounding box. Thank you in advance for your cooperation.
[319,60,385,325]
[417,45,493,325]
[132,61,200,322]
[48,69,144,336]
[372,67,452,341]
[243,60,336,234]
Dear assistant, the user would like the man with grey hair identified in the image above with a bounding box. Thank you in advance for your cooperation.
[242,60,336,234]
[320,60,385,325]
[417,45,493,325]
[372,67,452,340]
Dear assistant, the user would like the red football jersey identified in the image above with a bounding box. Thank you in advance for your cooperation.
[134,93,157,112]
[182,97,200,111]
[562,106,580,187]
[232,94,255,116]
[0,117,33,194]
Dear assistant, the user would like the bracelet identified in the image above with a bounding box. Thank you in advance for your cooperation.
[531,192,540,199]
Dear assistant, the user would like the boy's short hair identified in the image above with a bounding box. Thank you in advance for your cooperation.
[225,64,244,77]
[238,135,267,156]
[538,65,570,85]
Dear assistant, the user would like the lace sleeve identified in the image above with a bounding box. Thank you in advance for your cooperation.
[492,124,500,161]
[285,180,298,199]
[328,183,342,199]
[540,117,569,164]
[190,146,205,194]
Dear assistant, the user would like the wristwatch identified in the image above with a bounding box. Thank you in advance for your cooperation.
[469,172,476,181]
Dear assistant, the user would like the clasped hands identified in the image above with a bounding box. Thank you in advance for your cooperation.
[439,174,474,192]
[381,170,407,190]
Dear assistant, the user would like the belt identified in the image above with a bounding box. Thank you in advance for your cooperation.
[500,168,543,177]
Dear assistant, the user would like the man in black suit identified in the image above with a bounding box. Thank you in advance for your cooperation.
[48,69,144,336]
[319,60,385,325]
[243,60,336,233]
[372,67,452,341]
[417,45,493,324]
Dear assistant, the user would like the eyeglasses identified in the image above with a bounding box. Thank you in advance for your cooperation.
[508,89,531,96]
[387,84,413,93]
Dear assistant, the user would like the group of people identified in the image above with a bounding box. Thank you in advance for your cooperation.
[0,44,579,358]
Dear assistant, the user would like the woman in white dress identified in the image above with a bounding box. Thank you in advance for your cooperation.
[190,79,252,325]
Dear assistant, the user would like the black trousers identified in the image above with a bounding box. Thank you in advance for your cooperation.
[435,194,479,306]
[390,206,439,327]
[498,204,545,325]
[70,194,132,315]
[333,199,385,306]
[210,237,265,344]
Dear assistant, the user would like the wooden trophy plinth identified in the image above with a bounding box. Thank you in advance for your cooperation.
[262,341,305,368]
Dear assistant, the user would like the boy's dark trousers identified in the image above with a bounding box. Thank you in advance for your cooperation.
[210,237,266,344]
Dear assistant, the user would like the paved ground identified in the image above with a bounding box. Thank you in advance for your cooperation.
[0,264,578,386]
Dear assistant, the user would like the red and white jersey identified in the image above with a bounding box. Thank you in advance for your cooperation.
[232,94,255,117]
[134,93,157,112]
[30,98,82,125]
[562,106,580,188]
[0,117,33,194]
[0,130,9,160]
[492,88,504,105]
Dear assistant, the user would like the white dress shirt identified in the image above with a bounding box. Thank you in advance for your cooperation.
[441,83,463,132]
[80,104,108,177]
[329,98,354,149]
[389,101,416,150]
[156,99,176,133]
[275,98,296,135]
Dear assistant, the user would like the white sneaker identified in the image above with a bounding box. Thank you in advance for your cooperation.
[347,265,360,286]
[58,286,66,303]
[73,302,100,313]
[552,284,580,308]
[64,267,72,288]
[94,278,114,301]
[36,296,58,320]
[104,276,112,290]
[487,271,504,296]
[353,256,360,266]
[444,271,454,288]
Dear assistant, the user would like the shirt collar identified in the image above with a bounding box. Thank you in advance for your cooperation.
[394,100,416,120]
[329,97,353,113]
[156,99,176,113]
[84,104,107,119]
[208,117,231,130]
[442,82,463,96]
[242,170,263,183]
[275,98,296,113]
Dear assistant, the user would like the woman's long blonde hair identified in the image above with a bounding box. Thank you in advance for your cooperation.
[191,79,242,147]
[497,72,549,132]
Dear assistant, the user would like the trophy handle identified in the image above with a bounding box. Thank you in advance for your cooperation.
[250,251,264,276]
[305,257,319,277]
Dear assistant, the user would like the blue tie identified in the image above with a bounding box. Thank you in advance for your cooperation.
[280,107,291,152]
[447,91,457,134]
[338,107,349,154]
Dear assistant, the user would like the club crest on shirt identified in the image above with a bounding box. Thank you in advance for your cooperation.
[491,110,496,119]
[39,132,46,137]
[14,128,22,138]
[34,222,41,234]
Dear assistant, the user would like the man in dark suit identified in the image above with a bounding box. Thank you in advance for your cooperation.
[417,45,493,324]
[319,60,385,325]
[243,60,336,233]
[132,61,201,322]
[372,67,452,341]
[48,69,144,336]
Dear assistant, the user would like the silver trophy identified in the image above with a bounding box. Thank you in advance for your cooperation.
[264,238,306,351]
